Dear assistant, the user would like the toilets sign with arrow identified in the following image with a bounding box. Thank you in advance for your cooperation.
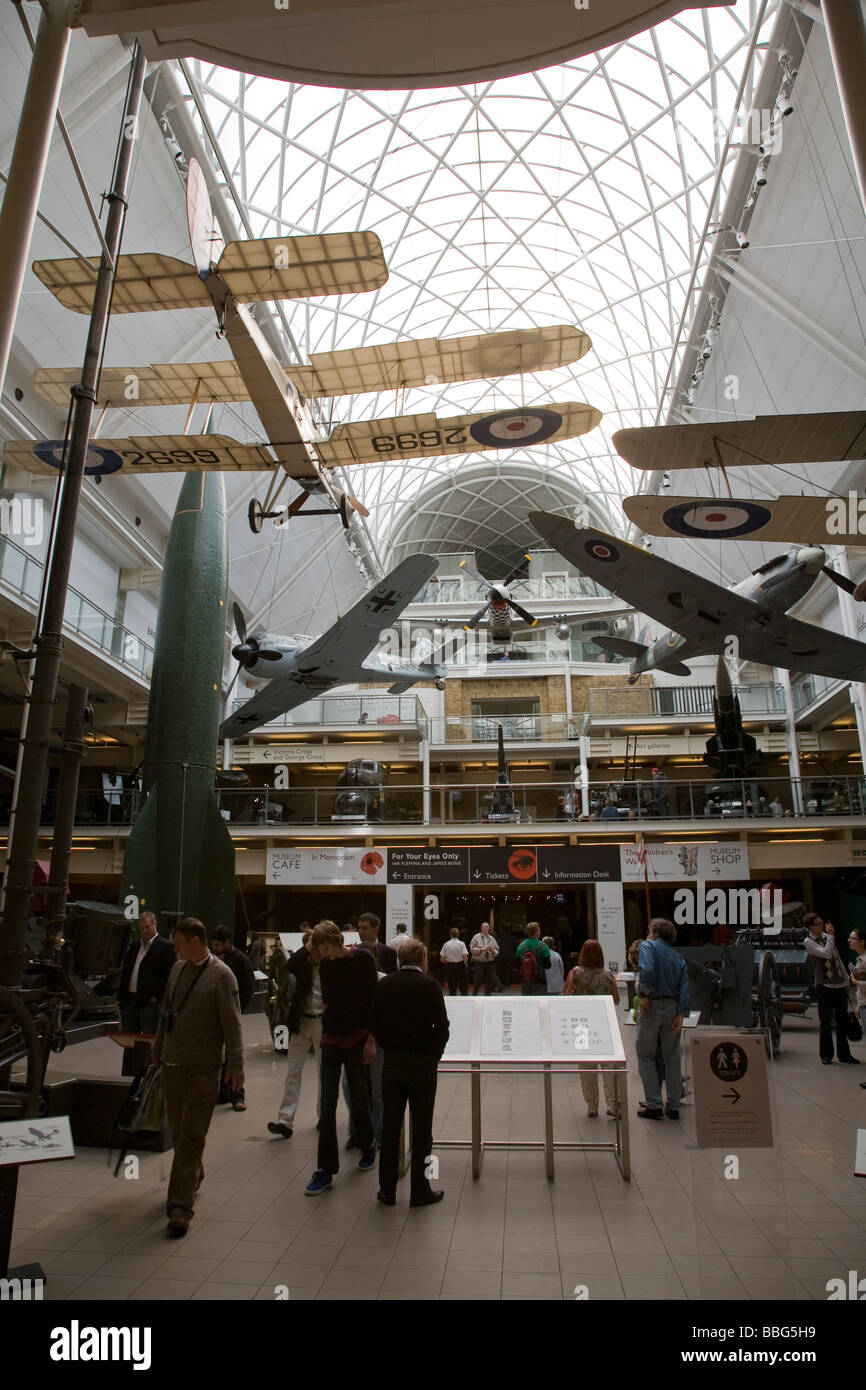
[691,1033,773,1148]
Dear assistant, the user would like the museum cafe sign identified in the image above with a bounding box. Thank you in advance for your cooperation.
[266,842,749,886]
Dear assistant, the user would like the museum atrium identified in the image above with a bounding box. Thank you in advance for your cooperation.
[1,0,865,1313]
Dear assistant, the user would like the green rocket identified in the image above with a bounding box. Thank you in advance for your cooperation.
[122,470,235,931]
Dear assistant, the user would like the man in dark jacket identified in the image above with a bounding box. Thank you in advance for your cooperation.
[305,920,378,1195]
[267,933,324,1139]
[365,937,449,1207]
[211,925,256,1110]
[357,911,398,974]
[117,911,175,1034]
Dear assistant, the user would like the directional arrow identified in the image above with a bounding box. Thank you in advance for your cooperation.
[722,1087,741,1104]
[473,871,481,880]
[542,869,551,878]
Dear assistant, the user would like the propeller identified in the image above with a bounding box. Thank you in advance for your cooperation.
[464,603,490,631]
[507,598,538,626]
[821,564,858,597]
[230,603,283,669]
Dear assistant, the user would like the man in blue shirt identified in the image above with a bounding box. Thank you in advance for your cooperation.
[636,918,689,1120]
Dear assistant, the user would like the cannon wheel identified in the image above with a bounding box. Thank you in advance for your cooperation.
[0,986,44,1120]
[757,952,783,1058]
[266,952,292,1052]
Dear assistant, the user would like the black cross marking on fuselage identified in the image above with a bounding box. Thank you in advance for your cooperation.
[368,589,398,613]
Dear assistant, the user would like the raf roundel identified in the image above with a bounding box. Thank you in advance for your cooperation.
[662,501,772,538]
[585,538,619,563]
[34,440,123,478]
[469,407,562,448]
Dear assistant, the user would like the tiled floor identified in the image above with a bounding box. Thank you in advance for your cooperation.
[8,1008,866,1300]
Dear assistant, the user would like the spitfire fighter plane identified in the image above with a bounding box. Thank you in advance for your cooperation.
[221,554,446,739]
[427,554,633,644]
[529,513,866,685]
[9,159,602,532]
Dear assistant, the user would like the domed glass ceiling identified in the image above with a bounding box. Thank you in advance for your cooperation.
[185,1,777,561]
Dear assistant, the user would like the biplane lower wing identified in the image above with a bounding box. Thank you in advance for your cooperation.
[623,493,866,545]
[317,401,602,467]
[3,434,275,477]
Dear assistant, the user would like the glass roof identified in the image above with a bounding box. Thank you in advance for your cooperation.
[187,2,777,559]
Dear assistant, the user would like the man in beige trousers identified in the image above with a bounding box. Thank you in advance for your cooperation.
[151,917,244,1237]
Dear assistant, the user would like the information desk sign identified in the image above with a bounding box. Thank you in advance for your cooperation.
[691,1032,773,1148]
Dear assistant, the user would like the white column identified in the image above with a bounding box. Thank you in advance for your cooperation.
[579,734,590,815]
[421,736,430,826]
[830,547,866,773]
[774,667,804,813]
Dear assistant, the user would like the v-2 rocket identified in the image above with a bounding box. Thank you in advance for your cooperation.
[122,470,235,930]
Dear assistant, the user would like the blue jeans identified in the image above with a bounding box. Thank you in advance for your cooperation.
[319,1041,373,1174]
[636,999,682,1111]
[342,1041,383,1145]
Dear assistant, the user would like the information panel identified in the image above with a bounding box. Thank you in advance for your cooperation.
[480,998,543,1056]
[547,996,621,1061]
[0,1116,75,1166]
[691,1031,773,1148]
[443,998,474,1057]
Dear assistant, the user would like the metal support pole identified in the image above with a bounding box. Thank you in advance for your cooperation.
[579,735,590,815]
[421,736,430,826]
[774,667,804,813]
[45,684,88,938]
[470,1063,481,1178]
[0,44,147,988]
[822,0,866,216]
[0,0,72,397]
[543,1064,554,1179]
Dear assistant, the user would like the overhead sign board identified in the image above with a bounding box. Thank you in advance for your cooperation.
[389,848,469,883]
[691,1031,773,1148]
[620,842,749,882]
[267,846,387,885]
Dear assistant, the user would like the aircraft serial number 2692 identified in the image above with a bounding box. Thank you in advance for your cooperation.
[371,427,469,452]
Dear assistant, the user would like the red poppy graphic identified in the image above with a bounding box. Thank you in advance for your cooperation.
[360,851,384,876]
[507,849,537,881]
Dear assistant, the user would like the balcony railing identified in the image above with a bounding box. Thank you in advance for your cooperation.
[0,534,154,680]
[587,683,785,719]
[790,671,845,713]
[430,713,573,743]
[14,773,865,830]
[227,692,429,737]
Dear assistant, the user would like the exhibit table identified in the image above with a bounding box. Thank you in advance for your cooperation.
[436,996,630,1180]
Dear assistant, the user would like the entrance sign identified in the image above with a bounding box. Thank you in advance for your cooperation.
[389,848,468,883]
[691,1031,773,1148]
[595,881,626,975]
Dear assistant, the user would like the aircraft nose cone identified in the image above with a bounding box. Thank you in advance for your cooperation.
[232,641,255,668]
[796,546,826,573]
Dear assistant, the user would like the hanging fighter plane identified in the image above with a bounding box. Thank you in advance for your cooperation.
[221,554,446,739]
[528,513,866,685]
[426,555,633,644]
[10,159,601,532]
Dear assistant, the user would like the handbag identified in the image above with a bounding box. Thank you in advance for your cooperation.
[845,1009,863,1043]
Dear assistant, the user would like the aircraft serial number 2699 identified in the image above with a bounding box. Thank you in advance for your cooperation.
[371,428,469,452]
[119,448,225,467]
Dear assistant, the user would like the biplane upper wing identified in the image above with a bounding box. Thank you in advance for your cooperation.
[32,231,387,314]
[295,324,592,398]
[3,435,275,478]
[613,413,866,472]
[34,325,591,407]
[317,401,602,468]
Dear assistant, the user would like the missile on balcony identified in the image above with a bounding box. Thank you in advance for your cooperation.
[704,656,762,780]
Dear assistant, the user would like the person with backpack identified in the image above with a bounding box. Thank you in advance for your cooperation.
[516,922,550,996]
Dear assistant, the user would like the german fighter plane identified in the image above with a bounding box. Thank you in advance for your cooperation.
[221,554,446,739]
[529,513,866,685]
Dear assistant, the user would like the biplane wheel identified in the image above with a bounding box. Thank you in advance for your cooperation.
[757,952,783,1058]
[248,498,265,534]
[0,985,44,1120]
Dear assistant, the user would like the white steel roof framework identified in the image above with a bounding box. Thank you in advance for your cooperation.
[180,2,777,563]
